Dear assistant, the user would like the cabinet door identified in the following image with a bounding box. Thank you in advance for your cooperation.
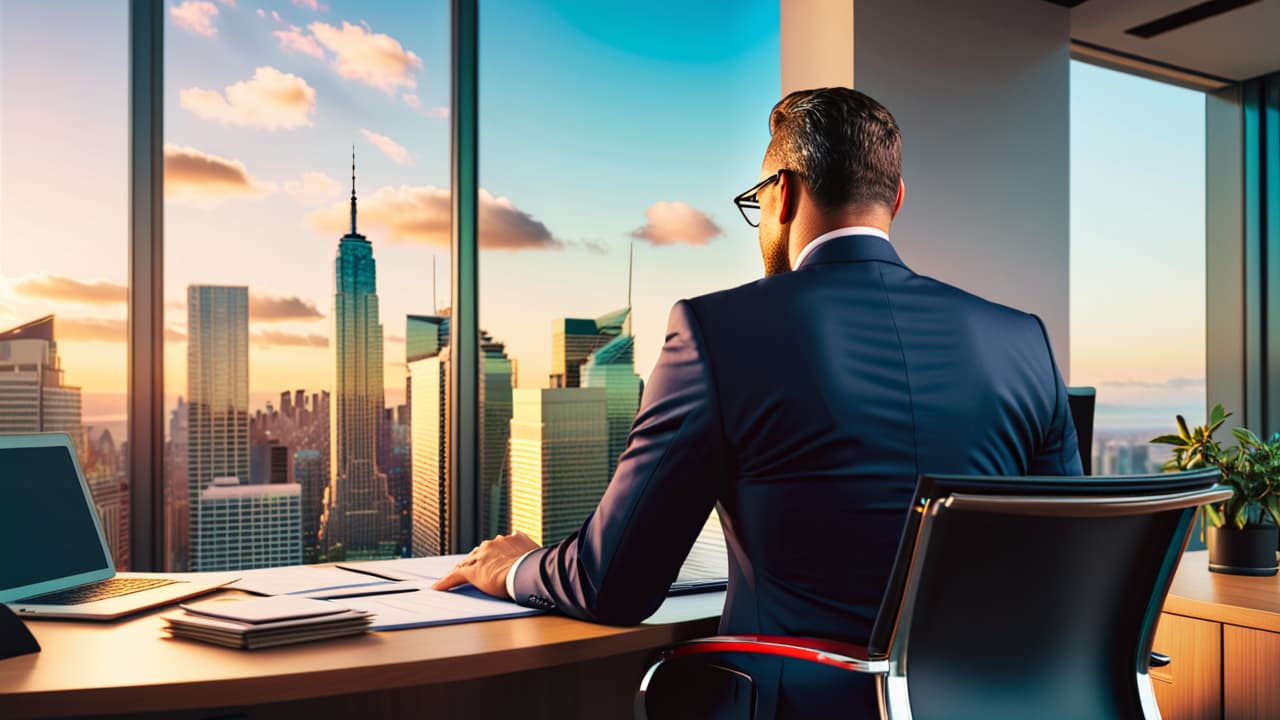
[1224,625,1280,719]
[1151,613,1222,720]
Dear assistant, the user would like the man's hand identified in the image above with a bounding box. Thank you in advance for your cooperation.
[432,532,540,598]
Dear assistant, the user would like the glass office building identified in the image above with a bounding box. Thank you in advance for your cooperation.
[509,388,608,546]
[319,173,398,561]
[197,477,302,571]
[186,285,250,571]
[581,331,641,481]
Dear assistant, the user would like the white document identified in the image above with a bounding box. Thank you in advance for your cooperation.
[337,554,470,582]
[330,580,543,631]
[227,565,401,597]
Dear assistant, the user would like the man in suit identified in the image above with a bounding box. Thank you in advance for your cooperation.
[435,87,1081,713]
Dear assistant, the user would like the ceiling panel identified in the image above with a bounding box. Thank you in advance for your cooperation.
[1068,0,1280,80]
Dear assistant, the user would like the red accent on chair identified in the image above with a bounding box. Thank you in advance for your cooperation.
[668,635,873,672]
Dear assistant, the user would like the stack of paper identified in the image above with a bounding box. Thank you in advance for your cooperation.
[162,595,373,649]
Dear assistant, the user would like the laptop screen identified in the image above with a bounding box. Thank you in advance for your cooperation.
[0,444,111,594]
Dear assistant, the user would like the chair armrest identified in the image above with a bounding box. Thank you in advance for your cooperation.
[669,635,888,675]
[1150,652,1171,668]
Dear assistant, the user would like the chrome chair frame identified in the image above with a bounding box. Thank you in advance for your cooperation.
[636,472,1228,720]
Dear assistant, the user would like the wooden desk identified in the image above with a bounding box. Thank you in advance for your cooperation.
[0,591,724,719]
[1152,550,1280,720]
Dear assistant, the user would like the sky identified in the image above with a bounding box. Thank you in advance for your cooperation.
[0,0,1206,438]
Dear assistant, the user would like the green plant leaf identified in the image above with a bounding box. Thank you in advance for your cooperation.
[1150,434,1187,446]
[1176,415,1192,441]
[1210,403,1228,426]
[1233,427,1263,448]
[1265,495,1280,528]
[1203,502,1226,528]
[1233,502,1250,530]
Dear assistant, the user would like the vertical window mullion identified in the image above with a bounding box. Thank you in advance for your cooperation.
[128,0,165,572]
[449,0,480,552]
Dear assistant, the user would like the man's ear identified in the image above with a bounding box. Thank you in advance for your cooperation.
[892,178,905,219]
[777,170,800,225]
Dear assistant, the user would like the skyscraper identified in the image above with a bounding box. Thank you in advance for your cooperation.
[186,285,250,571]
[292,449,325,563]
[509,387,607,546]
[479,333,514,537]
[0,316,83,438]
[197,477,302,570]
[580,315,641,480]
[409,325,512,555]
[549,307,629,389]
[409,353,448,556]
[320,153,397,560]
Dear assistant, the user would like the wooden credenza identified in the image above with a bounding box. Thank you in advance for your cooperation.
[1152,550,1280,719]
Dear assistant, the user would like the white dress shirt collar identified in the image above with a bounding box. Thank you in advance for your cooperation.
[791,226,890,270]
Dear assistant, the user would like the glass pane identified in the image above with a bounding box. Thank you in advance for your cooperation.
[164,1,449,570]
[467,2,779,570]
[1069,60,1207,474]
[1,1,131,569]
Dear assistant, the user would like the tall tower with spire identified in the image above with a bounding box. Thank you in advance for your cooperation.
[319,149,398,560]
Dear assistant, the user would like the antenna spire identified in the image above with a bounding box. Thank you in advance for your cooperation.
[349,145,358,235]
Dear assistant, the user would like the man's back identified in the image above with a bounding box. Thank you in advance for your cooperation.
[689,232,1081,643]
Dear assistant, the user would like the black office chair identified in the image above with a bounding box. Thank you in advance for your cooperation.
[636,468,1226,720]
[1068,386,1097,475]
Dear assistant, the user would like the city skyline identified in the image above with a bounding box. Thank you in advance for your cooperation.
[1,3,1211,457]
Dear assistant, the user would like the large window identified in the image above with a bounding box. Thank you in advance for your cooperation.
[163,0,450,570]
[0,1,132,569]
[1069,60,1207,474]
[471,1,779,568]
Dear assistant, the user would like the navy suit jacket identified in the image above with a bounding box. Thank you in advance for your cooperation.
[512,233,1082,646]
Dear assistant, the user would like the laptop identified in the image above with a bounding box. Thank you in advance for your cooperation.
[0,433,236,620]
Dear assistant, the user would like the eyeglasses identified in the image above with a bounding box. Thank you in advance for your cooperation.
[732,171,790,227]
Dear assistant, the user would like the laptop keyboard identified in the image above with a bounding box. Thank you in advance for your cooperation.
[19,576,178,605]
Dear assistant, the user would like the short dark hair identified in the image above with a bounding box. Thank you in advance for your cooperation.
[766,87,902,211]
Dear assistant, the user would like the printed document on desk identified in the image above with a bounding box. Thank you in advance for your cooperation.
[227,565,401,597]
[337,554,468,582]
[329,580,543,630]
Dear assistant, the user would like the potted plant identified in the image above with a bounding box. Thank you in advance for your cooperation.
[1152,404,1280,576]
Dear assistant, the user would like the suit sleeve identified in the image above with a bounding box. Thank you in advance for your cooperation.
[1027,315,1084,476]
[510,300,730,624]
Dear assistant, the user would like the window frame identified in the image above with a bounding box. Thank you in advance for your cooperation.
[126,0,483,568]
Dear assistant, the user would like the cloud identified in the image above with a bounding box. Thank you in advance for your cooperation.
[309,21,422,93]
[631,201,724,247]
[53,317,181,343]
[292,0,324,10]
[402,94,448,118]
[253,330,327,348]
[272,9,283,22]
[180,66,316,130]
[274,25,325,58]
[257,7,265,18]
[170,1,220,37]
[164,144,276,208]
[305,185,561,251]
[361,128,412,165]
[1098,377,1206,390]
[13,276,126,306]
[217,0,236,6]
[285,171,343,204]
[249,292,323,322]
[386,334,405,344]
[570,238,611,255]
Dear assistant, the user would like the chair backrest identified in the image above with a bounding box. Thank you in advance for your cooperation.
[876,468,1225,720]
[1067,386,1096,475]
